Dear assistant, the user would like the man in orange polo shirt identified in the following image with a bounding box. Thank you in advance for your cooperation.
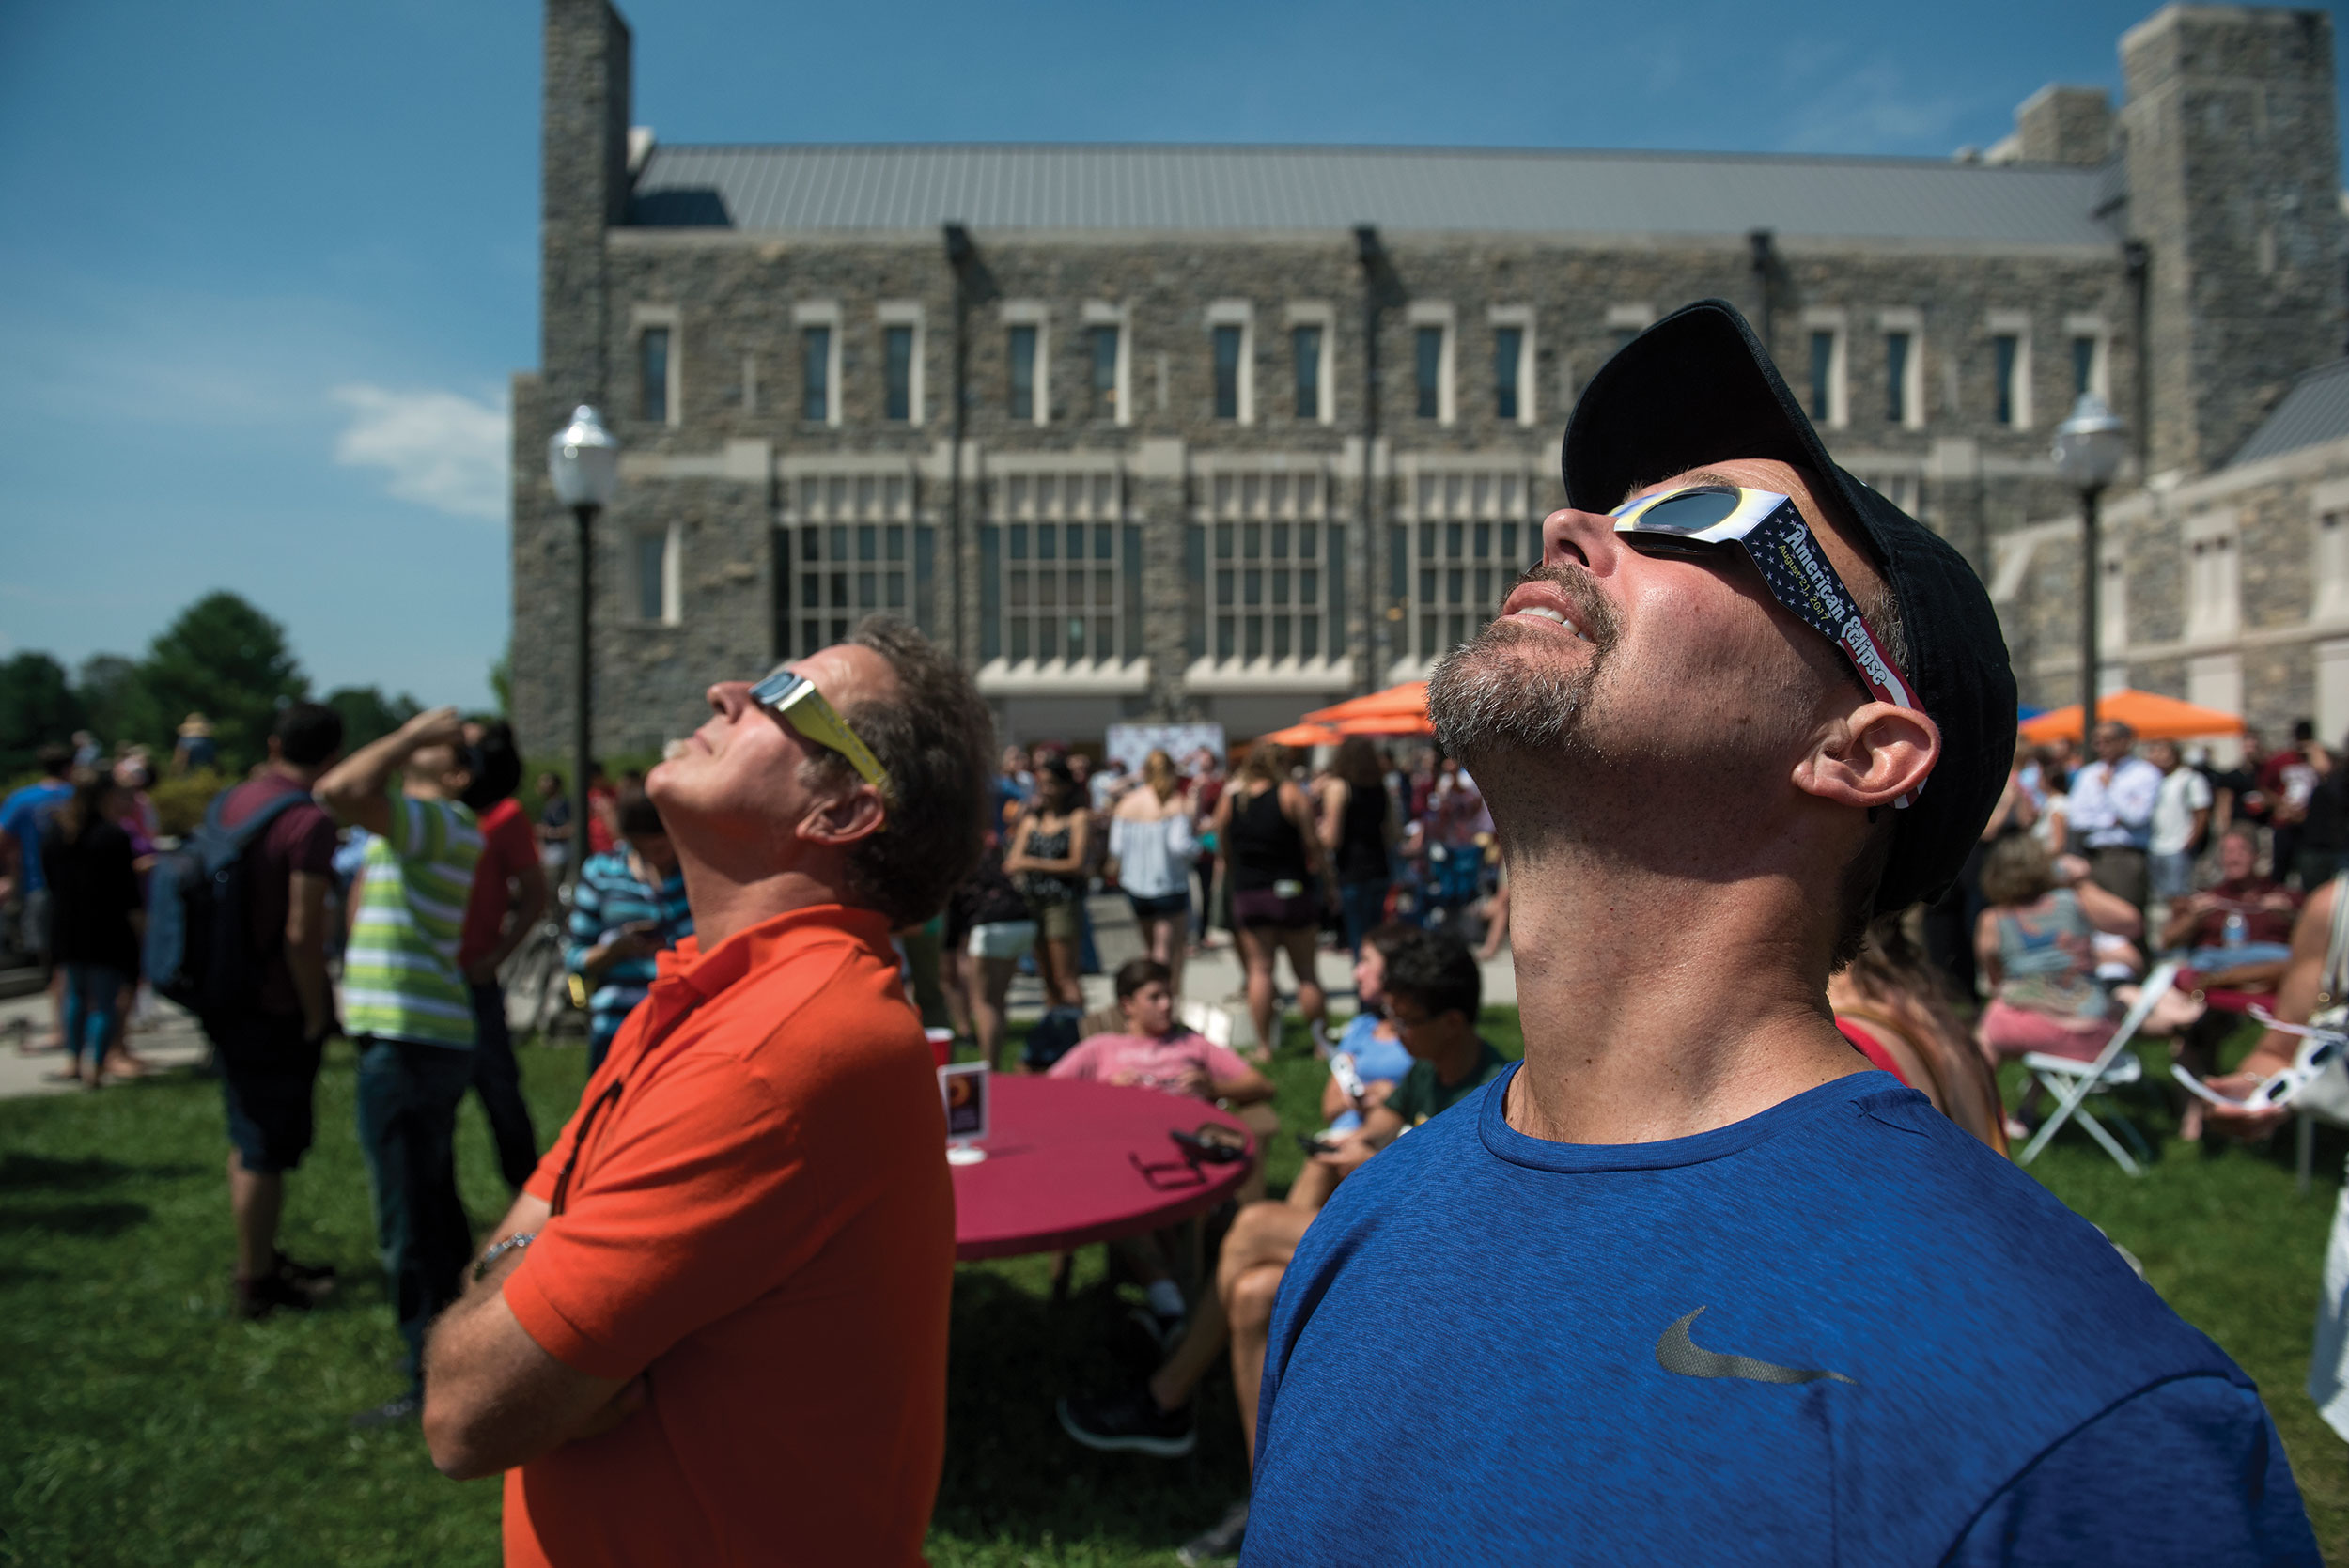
[420,619,992,1565]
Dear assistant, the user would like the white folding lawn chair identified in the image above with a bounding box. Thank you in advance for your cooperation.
[2015,959,2182,1176]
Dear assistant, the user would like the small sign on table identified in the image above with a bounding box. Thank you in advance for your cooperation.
[939,1061,989,1165]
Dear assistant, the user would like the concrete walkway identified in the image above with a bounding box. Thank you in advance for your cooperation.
[0,986,211,1101]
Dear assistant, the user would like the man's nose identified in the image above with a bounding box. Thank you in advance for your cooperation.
[707,680,753,718]
[1539,506,1629,575]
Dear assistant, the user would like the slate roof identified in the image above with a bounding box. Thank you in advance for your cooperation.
[628,143,2116,247]
[2230,358,2349,467]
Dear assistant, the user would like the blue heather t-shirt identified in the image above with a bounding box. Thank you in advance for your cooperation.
[1246,1065,2317,1566]
[1,780,72,894]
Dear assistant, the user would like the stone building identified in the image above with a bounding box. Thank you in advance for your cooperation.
[511,0,2343,760]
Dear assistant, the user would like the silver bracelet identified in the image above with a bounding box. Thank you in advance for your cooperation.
[473,1231,536,1283]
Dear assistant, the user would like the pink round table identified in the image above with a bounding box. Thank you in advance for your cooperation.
[952,1076,1255,1261]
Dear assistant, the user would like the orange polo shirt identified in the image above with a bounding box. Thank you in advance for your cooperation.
[500,904,955,1567]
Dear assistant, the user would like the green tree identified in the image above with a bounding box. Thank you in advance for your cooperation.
[74,654,145,753]
[0,652,86,780]
[133,593,307,774]
[322,686,421,752]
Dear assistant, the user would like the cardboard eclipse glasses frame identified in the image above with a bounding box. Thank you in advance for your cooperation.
[748,669,894,802]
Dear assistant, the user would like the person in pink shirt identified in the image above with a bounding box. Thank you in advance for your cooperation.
[1050,958,1271,1340]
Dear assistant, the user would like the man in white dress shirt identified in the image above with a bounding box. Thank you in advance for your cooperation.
[2064,719,2164,912]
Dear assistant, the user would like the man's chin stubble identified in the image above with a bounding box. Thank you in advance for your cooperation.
[1428,618,1603,766]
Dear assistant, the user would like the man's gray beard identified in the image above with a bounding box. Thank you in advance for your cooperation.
[1429,618,1602,768]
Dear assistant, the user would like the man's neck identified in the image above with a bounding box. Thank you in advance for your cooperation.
[1500,845,1863,1147]
[676,853,860,950]
[266,760,321,788]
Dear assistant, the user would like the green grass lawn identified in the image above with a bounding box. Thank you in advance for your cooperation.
[1,1008,2342,1565]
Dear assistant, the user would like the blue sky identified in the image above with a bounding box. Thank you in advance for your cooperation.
[2,1,2340,710]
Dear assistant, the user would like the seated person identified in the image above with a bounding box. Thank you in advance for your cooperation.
[1058,930,1505,1566]
[1321,922,1420,1135]
[1828,913,2009,1154]
[2163,824,2300,985]
[1050,958,1272,1342]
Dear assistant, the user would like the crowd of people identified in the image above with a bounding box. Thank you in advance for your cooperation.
[3,291,2338,1566]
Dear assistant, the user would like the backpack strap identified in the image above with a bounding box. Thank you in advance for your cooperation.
[204,785,314,859]
[2321,871,2349,1010]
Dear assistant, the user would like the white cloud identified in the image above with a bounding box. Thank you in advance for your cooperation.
[331,383,509,520]
[1776,59,1966,155]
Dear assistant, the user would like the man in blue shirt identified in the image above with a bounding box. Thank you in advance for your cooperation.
[1,744,76,1049]
[1243,301,2319,1565]
[566,791,692,1072]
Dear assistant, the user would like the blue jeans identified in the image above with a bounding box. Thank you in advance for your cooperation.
[355,1038,476,1390]
[61,963,127,1072]
[1339,879,1392,955]
[469,983,539,1192]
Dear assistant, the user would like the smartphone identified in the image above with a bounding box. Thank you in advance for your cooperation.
[1294,1131,1343,1157]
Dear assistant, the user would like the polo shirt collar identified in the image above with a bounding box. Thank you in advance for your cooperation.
[654,903,897,1002]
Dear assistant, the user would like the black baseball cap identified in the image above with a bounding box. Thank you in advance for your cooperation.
[1561,298,2016,913]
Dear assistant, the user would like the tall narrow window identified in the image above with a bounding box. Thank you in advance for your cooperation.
[1213,325,1243,420]
[1008,325,1038,421]
[2071,335,2096,400]
[884,325,914,421]
[1293,325,1323,420]
[1088,326,1119,420]
[1493,327,1523,421]
[634,530,669,622]
[801,326,831,422]
[1808,332,1835,423]
[1885,332,1911,424]
[1993,334,2020,427]
[639,328,670,423]
[1415,327,1443,419]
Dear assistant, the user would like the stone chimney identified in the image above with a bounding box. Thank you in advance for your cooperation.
[2014,85,2114,165]
[541,0,633,415]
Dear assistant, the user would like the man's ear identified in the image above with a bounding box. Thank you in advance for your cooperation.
[1794,702,1940,812]
[796,782,887,848]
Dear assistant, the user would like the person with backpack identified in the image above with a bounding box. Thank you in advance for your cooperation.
[175,703,345,1320]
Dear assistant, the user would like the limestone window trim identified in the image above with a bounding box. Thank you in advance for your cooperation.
[1488,305,1535,427]
[1283,302,1336,427]
[628,520,684,627]
[2312,479,2349,622]
[1877,307,1925,431]
[2321,644,2349,753]
[630,303,682,428]
[1986,309,2033,429]
[2098,536,2128,655]
[792,300,844,428]
[2183,507,2241,643]
[877,300,926,427]
[1800,306,1849,431]
[2062,312,2110,406]
[1081,301,1132,428]
[1605,303,1655,356]
[1206,299,1255,426]
[1001,300,1051,427]
[1407,300,1456,427]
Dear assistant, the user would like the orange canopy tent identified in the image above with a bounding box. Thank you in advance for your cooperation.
[2017,689,2247,745]
[1259,722,1343,749]
[1333,711,1435,737]
[1301,680,1428,726]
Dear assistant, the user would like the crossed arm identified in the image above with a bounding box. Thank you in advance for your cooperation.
[420,1192,640,1481]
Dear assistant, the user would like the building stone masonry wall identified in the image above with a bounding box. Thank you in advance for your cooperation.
[2015,85,2117,165]
[2120,6,2344,476]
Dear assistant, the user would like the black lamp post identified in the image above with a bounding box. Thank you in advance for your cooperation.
[547,405,620,883]
[2052,392,2128,741]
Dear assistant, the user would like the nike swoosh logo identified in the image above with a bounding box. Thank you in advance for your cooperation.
[1656,1307,1856,1386]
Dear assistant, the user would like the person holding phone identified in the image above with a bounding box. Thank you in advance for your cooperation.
[566,793,692,1073]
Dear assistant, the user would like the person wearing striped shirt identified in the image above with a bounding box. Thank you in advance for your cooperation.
[567,792,692,1071]
[318,706,485,1428]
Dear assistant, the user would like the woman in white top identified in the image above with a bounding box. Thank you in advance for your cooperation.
[1108,750,1197,999]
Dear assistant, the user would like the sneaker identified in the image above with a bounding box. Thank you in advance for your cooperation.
[1128,1303,1186,1353]
[1057,1387,1195,1457]
[274,1250,338,1297]
[349,1392,422,1430]
[1177,1499,1249,1565]
[234,1270,318,1322]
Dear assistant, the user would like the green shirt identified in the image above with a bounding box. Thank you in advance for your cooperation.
[342,795,482,1049]
[1384,1037,1507,1127]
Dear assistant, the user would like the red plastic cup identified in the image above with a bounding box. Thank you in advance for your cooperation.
[926,1027,955,1067]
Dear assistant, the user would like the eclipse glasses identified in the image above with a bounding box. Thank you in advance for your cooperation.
[748,668,893,802]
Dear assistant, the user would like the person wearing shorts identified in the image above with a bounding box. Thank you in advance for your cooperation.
[944,844,1036,1071]
[1109,750,1197,998]
[1212,742,1330,1058]
[198,703,346,1321]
